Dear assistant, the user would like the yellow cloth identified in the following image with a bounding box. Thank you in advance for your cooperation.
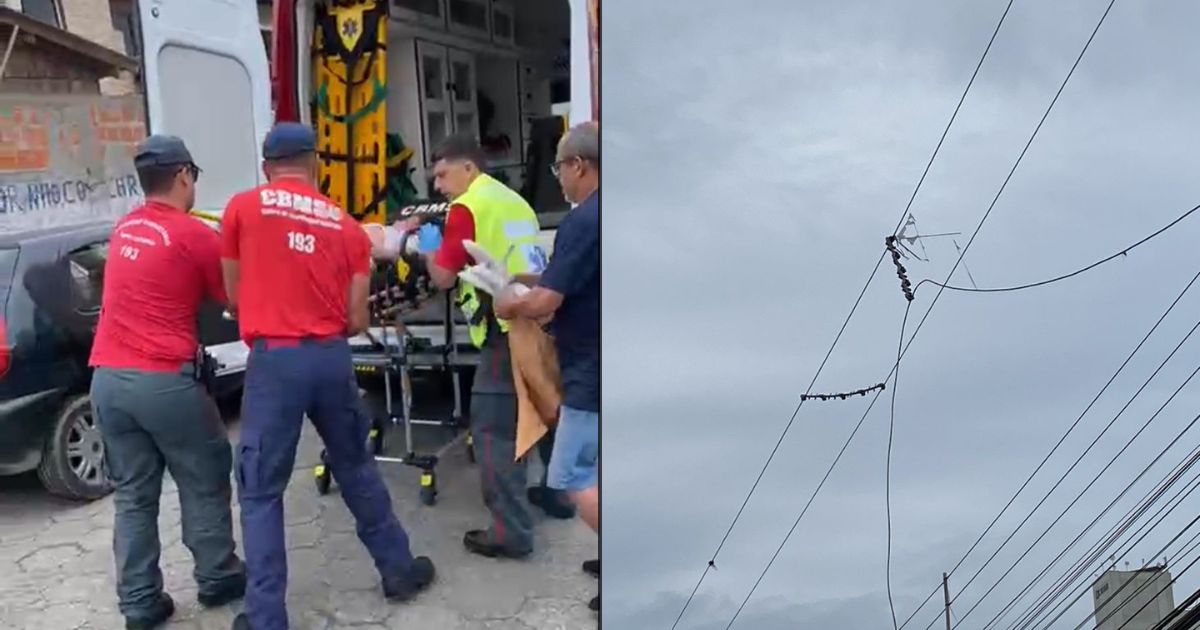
[507,318,562,460]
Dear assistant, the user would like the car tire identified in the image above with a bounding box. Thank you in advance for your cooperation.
[37,394,113,501]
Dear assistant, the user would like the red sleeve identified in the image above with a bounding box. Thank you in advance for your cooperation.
[346,220,372,276]
[433,204,475,272]
[220,195,242,260]
[191,225,228,303]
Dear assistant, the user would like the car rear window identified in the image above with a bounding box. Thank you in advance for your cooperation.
[0,247,18,308]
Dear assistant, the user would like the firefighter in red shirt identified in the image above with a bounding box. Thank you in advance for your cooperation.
[90,135,246,629]
[220,123,434,630]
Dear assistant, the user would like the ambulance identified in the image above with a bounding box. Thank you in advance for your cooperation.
[136,0,597,230]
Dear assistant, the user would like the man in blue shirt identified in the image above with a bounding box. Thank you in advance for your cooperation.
[496,121,599,612]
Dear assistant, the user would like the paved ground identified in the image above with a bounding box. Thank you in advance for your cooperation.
[0,418,597,629]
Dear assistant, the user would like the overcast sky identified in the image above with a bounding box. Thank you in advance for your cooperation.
[600,1,1200,628]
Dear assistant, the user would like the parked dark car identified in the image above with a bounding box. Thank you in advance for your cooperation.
[0,220,244,501]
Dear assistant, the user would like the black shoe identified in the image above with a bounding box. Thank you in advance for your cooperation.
[583,558,599,578]
[528,486,576,520]
[463,529,531,559]
[198,572,246,608]
[231,612,252,630]
[124,593,175,630]
[589,595,599,612]
[383,556,436,602]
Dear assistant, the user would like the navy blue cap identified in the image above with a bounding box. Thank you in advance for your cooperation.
[133,135,195,168]
[263,122,317,160]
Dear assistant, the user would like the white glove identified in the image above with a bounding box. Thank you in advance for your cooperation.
[463,240,514,285]
[458,265,509,296]
[458,240,521,296]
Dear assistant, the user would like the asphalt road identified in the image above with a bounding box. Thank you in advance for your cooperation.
[0,417,597,629]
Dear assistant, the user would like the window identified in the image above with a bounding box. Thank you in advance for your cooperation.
[110,0,141,58]
[447,0,488,37]
[157,46,259,212]
[67,242,108,315]
[22,0,62,28]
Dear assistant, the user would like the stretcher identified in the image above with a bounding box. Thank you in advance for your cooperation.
[312,255,478,506]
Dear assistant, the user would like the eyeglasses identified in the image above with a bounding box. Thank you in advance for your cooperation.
[550,156,579,178]
[181,163,202,183]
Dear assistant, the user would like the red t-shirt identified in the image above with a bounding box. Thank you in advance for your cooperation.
[90,200,226,372]
[221,178,372,342]
[433,203,476,272]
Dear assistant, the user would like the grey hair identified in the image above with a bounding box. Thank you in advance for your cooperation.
[558,122,599,169]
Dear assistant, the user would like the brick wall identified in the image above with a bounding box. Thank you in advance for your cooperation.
[60,0,124,54]
[0,24,108,94]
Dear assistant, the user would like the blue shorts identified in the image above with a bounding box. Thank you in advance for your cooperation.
[547,405,598,492]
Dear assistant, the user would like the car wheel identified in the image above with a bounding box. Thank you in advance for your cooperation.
[37,394,113,501]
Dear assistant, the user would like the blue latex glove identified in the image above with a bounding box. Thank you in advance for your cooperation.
[416,222,442,253]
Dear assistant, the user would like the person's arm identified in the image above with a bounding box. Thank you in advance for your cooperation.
[219,201,242,316]
[495,285,562,320]
[193,225,227,304]
[346,219,373,335]
[497,215,595,320]
[427,205,474,290]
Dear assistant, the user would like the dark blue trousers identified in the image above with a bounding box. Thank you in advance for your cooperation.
[237,338,415,630]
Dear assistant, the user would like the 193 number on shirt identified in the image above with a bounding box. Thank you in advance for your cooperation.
[287,232,315,254]
[119,245,139,260]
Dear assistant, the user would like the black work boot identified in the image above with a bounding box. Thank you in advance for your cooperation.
[583,558,599,578]
[589,595,599,612]
[383,556,436,602]
[463,529,531,559]
[124,593,175,630]
[198,571,246,608]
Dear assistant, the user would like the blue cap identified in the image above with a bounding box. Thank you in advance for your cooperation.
[263,122,317,160]
[134,135,195,168]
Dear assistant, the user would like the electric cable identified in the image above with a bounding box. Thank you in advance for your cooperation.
[1010,449,1200,630]
[888,303,913,629]
[946,359,1200,629]
[667,1,1018,625]
[912,305,1200,630]
[898,266,1200,629]
[997,444,1200,630]
[1083,514,1200,630]
[995,443,1200,629]
[993,427,1200,624]
[724,1,1117,623]
[913,201,1200,295]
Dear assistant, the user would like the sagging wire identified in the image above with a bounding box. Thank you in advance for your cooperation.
[800,383,886,402]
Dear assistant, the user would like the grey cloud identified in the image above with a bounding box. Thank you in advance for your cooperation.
[603,0,1200,627]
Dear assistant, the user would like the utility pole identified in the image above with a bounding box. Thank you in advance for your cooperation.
[943,572,953,630]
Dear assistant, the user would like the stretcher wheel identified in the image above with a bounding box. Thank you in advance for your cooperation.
[465,432,476,464]
[419,470,437,506]
[314,464,332,495]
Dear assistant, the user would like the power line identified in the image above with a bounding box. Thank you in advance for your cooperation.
[888,303,913,629]
[985,418,1200,629]
[667,0,1018,626]
[914,201,1200,295]
[720,1,1117,625]
[898,265,1200,630]
[1008,447,1200,630]
[997,443,1200,629]
[997,442,1200,628]
[1081,513,1200,630]
[947,357,1200,629]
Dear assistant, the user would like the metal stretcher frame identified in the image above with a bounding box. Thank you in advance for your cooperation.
[312,291,478,505]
